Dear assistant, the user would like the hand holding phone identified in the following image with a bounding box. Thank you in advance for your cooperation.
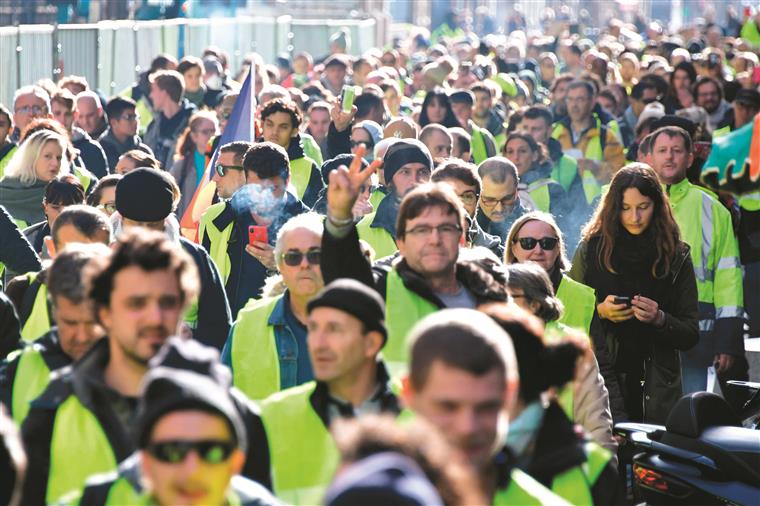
[612,296,632,308]
[248,225,268,246]
[341,85,356,114]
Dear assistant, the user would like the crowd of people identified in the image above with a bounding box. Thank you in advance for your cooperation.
[0,7,757,505]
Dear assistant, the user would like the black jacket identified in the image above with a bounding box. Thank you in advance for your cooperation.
[143,99,196,170]
[180,237,232,351]
[326,121,352,159]
[321,223,509,307]
[0,292,21,362]
[71,127,109,179]
[522,401,624,505]
[22,220,49,258]
[0,205,42,281]
[98,128,154,173]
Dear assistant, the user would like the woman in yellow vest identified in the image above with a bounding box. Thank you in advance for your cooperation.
[482,303,623,505]
[504,262,616,454]
[222,213,325,400]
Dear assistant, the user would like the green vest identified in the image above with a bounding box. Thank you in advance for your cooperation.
[544,321,577,419]
[549,442,611,505]
[290,156,316,202]
[300,133,324,167]
[712,125,731,139]
[0,144,18,178]
[60,475,140,506]
[739,191,760,212]
[260,382,339,505]
[20,272,52,342]
[741,18,760,47]
[384,269,439,376]
[369,188,386,210]
[523,179,553,213]
[471,126,491,164]
[198,202,233,283]
[493,468,571,505]
[72,166,93,193]
[10,344,52,424]
[556,275,595,336]
[230,296,282,400]
[355,213,398,260]
[47,395,117,503]
[551,154,578,192]
[667,179,744,330]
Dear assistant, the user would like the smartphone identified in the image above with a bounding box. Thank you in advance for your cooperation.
[341,85,355,113]
[613,296,632,307]
[248,225,268,246]
[752,66,760,86]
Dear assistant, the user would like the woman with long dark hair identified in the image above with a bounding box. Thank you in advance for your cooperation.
[663,61,697,112]
[418,88,460,128]
[569,163,699,423]
[169,111,218,218]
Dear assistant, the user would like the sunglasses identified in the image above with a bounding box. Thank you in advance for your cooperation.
[147,440,235,464]
[97,202,117,214]
[282,249,321,267]
[215,163,244,177]
[350,140,374,149]
[515,236,559,251]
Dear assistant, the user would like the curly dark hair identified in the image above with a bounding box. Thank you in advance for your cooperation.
[260,97,302,129]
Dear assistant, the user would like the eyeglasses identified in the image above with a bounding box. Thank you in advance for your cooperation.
[147,440,236,464]
[15,105,45,115]
[350,140,374,149]
[457,190,479,205]
[120,113,139,122]
[215,163,244,177]
[97,202,117,214]
[480,194,516,208]
[515,236,559,251]
[282,249,321,267]
[405,223,462,238]
[193,128,217,136]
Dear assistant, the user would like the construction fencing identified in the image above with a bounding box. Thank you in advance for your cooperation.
[0,15,380,106]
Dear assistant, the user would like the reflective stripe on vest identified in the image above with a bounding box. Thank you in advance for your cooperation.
[552,124,604,162]
[21,273,51,342]
[355,213,399,260]
[231,296,281,400]
[290,157,315,202]
[261,382,339,505]
[525,179,552,212]
[471,127,489,164]
[11,345,52,424]
[556,275,595,335]
[712,125,731,139]
[493,468,570,505]
[550,441,611,505]
[384,269,439,377]
[739,191,760,211]
[48,396,117,503]
[199,203,233,283]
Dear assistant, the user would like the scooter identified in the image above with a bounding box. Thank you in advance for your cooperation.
[615,390,760,505]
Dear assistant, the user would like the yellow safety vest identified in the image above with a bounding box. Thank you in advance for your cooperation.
[556,275,595,336]
[290,156,316,202]
[384,269,439,376]
[0,144,18,178]
[9,344,52,424]
[47,395,117,503]
[355,213,399,260]
[20,272,51,342]
[230,296,282,400]
[260,382,339,505]
[549,441,612,505]
[198,202,233,283]
[493,468,571,505]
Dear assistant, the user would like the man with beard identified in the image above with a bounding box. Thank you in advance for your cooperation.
[476,157,528,242]
[355,139,433,259]
[693,76,731,134]
[20,230,199,504]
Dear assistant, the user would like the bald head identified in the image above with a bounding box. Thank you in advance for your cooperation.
[420,124,453,160]
[383,117,418,140]
[75,91,104,136]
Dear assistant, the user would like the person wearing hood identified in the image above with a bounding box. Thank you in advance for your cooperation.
[50,91,109,179]
[482,303,623,505]
[143,70,197,171]
[260,98,323,208]
[355,139,433,259]
[114,168,231,350]
[99,96,154,173]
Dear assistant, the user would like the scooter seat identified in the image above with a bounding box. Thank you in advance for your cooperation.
[666,392,741,438]
[699,426,760,475]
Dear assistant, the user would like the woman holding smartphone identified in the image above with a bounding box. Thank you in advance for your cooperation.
[568,163,699,423]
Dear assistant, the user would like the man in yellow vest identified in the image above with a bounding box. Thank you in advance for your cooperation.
[257,278,401,504]
[19,230,199,504]
[649,126,747,401]
[0,244,108,424]
[402,309,568,504]
[551,80,626,184]
[260,98,323,207]
[449,89,498,164]
[323,156,509,375]
[355,139,434,259]
[200,141,309,317]
[223,213,325,400]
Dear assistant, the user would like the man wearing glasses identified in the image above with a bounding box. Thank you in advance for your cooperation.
[322,156,509,375]
[200,142,308,317]
[99,96,154,173]
[10,85,51,144]
[476,157,528,243]
[222,213,325,401]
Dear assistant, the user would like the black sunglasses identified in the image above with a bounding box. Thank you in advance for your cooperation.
[282,249,321,267]
[147,440,235,464]
[515,236,559,251]
[215,163,244,177]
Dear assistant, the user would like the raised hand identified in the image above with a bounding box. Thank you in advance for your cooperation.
[327,145,381,221]
[331,98,357,132]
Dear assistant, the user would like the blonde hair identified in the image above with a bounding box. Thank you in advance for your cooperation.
[4,130,70,185]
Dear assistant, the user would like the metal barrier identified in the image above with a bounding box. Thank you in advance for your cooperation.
[0,15,379,107]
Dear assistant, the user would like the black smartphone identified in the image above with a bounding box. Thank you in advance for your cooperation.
[613,296,632,307]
